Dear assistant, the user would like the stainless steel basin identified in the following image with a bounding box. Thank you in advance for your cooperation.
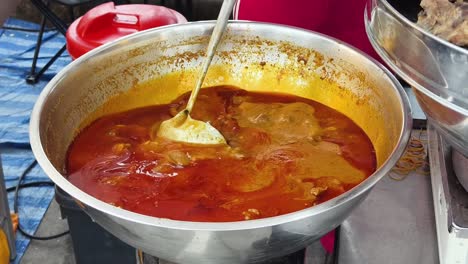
[30,22,411,263]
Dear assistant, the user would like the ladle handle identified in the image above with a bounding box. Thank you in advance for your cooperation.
[185,0,237,113]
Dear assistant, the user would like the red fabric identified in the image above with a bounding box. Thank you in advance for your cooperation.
[235,0,380,61]
[320,230,335,254]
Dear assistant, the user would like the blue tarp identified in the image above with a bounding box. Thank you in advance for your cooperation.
[0,17,72,263]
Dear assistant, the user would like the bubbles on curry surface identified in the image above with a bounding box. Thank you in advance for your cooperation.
[67,86,376,222]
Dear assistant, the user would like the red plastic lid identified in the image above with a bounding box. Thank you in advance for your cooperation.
[66,2,187,59]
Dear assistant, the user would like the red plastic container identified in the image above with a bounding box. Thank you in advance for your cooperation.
[66,2,187,60]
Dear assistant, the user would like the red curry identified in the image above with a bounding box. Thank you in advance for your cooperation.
[67,86,376,222]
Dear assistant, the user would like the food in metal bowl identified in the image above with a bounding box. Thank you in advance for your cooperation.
[67,86,376,222]
[366,0,468,157]
[417,0,468,46]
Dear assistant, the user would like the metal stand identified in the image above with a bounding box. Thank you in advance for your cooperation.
[27,0,69,84]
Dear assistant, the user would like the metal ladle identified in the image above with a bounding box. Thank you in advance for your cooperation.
[156,0,237,145]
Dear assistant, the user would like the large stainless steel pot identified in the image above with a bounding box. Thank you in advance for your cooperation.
[30,22,411,263]
[365,0,468,157]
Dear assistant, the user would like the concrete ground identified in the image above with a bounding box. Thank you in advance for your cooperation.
[21,200,74,264]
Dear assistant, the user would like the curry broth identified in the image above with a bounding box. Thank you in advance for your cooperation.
[67,86,376,222]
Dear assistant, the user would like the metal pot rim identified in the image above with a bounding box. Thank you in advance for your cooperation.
[30,21,412,231]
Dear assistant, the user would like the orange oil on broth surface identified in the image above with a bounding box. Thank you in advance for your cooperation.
[67,86,376,222]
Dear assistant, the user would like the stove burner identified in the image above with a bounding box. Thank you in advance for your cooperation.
[430,129,468,235]
[428,125,468,263]
[136,228,339,264]
[137,249,317,264]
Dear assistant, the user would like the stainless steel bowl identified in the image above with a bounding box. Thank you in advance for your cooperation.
[30,22,411,263]
[365,0,468,156]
